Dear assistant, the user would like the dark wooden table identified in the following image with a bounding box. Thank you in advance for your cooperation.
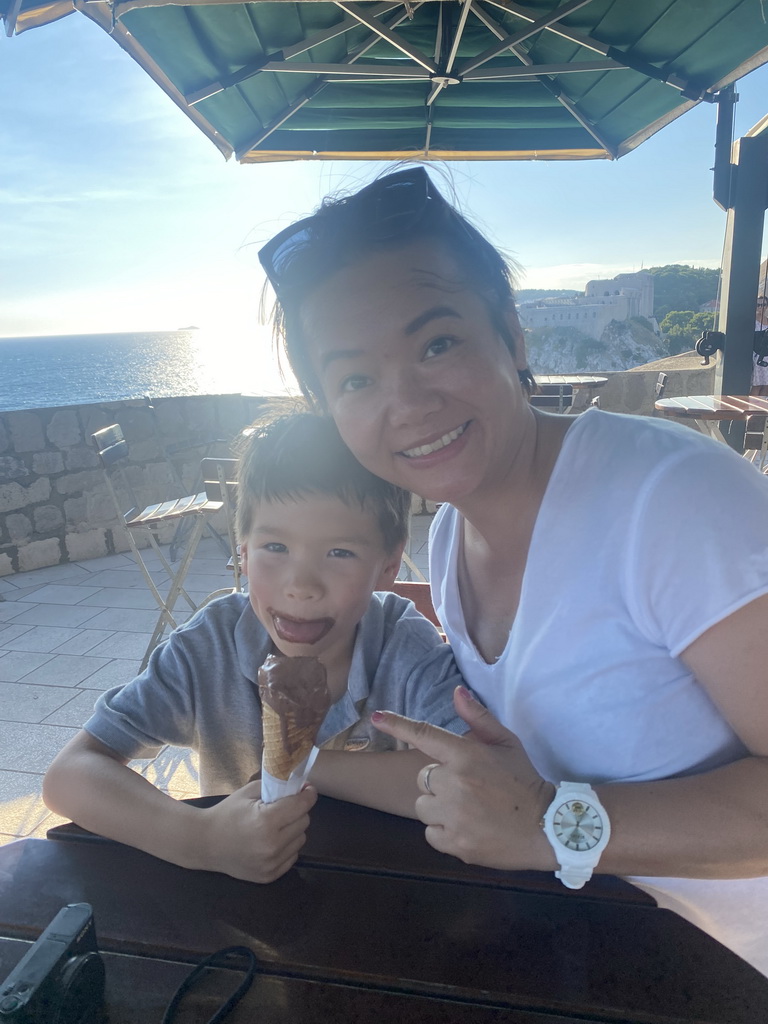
[1,797,766,1023]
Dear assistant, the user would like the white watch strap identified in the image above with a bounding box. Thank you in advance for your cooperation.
[555,864,594,890]
[545,781,609,891]
[564,782,594,797]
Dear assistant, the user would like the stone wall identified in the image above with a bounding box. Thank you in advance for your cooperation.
[0,394,282,576]
[593,362,715,416]
[0,364,719,577]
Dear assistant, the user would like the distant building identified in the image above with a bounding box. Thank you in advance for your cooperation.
[518,270,655,341]
[699,299,719,313]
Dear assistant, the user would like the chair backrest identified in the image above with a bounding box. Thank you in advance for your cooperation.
[743,414,768,450]
[655,372,668,399]
[391,580,440,629]
[91,423,142,518]
[201,457,241,588]
[529,383,574,413]
[92,423,129,466]
[201,458,238,503]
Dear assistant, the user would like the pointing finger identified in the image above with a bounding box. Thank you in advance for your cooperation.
[371,710,466,764]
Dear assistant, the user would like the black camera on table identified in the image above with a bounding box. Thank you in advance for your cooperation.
[0,903,105,1023]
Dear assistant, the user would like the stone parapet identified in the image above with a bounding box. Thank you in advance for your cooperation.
[0,394,282,576]
[0,370,719,579]
[594,362,715,416]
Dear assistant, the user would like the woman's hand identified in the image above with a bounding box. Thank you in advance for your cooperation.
[198,781,317,883]
[372,687,556,871]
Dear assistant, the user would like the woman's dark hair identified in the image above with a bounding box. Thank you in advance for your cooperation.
[260,166,530,406]
[236,410,411,553]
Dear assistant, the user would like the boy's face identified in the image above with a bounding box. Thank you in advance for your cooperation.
[241,493,403,665]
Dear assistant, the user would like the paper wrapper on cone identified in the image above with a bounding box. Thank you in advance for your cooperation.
[258,654,330,804]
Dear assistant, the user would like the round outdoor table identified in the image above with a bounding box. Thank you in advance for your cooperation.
[535,374,608,412]
[536,374,608,389]
[655,394,768,442]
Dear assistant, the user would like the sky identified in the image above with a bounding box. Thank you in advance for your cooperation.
[2,13,768,351]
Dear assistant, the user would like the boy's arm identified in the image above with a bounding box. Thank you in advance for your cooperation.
[43,730,316,883]
[309,749,430,818]
[309,616,471,817]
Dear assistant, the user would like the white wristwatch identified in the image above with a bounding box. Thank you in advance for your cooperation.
[541,782,611,890]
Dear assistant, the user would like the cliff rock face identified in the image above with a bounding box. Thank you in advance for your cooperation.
[525,318,668,373]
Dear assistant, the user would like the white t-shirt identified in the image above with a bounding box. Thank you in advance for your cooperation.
[429,408,768,976]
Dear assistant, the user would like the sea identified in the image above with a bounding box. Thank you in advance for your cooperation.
[0,330,293,412]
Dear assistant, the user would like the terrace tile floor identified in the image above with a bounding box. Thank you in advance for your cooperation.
[0,516,432,847]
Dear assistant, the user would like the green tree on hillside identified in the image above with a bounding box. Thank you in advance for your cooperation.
[688,311,716,336]
[648,265,719,319]
[659,310,715,355]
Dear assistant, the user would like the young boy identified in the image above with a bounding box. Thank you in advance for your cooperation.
[43,413,467,884]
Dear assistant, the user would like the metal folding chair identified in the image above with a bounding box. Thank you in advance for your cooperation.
[653,372,669,416]
[400,549,428,583]
[743,419,768,472]
[201,457,243,595]
[143,398,231,563]
[92,424,225,670]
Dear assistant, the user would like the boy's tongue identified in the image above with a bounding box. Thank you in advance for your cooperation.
[272,613,333,646]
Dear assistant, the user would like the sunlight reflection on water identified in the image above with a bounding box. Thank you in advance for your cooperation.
[0,328,295,411]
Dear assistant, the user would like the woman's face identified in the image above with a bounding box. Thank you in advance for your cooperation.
[301,239,530,504]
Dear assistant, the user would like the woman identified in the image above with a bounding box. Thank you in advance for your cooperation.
[752,295,768,396]
[259,167,768,975]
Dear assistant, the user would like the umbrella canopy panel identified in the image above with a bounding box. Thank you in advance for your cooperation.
[6,0,768,162]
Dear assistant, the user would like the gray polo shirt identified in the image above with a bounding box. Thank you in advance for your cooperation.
[85,592,467,794]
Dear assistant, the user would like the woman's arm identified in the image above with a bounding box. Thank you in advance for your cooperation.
[598,591,768,878]
[43,730,317,883]
[372,595,768,879]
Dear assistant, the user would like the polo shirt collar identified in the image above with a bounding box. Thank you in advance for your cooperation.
[233,596,373,747]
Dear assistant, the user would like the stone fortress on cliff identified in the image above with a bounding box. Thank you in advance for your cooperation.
[517,270,657,342]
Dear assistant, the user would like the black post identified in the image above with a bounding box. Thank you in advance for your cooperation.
[716,132,768,449]
[713,85,737,212]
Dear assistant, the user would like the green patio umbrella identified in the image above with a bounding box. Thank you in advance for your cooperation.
[4,0,768,163]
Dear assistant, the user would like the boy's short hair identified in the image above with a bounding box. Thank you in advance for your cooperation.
[237,412,411,553]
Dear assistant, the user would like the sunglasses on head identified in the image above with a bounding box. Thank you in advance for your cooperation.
[258,166,446,297]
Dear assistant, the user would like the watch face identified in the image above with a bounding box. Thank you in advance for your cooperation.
[552,799,604,851]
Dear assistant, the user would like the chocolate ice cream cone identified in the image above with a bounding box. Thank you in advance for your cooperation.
[258,654,330,782]
[261,702,319,780]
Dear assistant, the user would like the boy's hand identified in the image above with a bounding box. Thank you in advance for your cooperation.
[198,781,317,883]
